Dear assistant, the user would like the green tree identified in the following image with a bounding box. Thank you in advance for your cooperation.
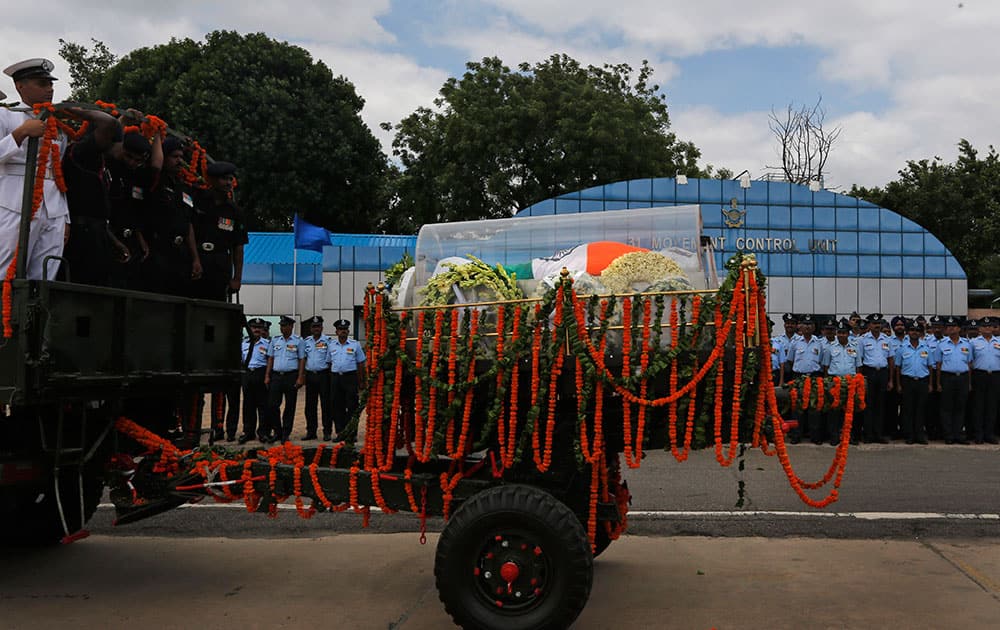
[58,38,117,102]
[387,55,706,231]
[97,31,388,231]
[852,140,1000,291]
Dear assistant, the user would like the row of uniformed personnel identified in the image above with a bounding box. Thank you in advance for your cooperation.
[770,312,1000,446]
[0,58,247,299]
[218,315,366,445]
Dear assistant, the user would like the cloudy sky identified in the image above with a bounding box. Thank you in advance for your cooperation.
[3,0,996,191]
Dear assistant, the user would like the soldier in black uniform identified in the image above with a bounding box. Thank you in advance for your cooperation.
[60,110,128,285]
[190,160,248,440]
[107,130,159,290]
[143,136,202,295]
[190,161,247,301]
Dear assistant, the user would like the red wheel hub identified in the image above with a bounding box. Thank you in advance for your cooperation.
[500,561,520,583]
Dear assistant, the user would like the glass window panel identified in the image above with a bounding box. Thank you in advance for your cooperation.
[902,257,924,278]
[627,178,651,202]
[628,200,653,209]
[858,208,880,230]
[770,205,791,229]
[836,231,858,254]
[812,189,838,207]
[790,183,813,205]
[699,178,724,204]
[653,178,685,203]
[924,233,946,255]
[858,232,879,254]
[720,179,743,203]
[946,256,966,279]
[857,197,879,208]
[605,201,628,211]
[835,192,859,207]
[815,253,836,276]
[836,207,858,229]
[768,252,791,276]
[555,198,580,213]
[900,217,923,233]
[881,233,902,255]
[273,264,293,284]
[813,207,836,229]
[792,253,814,276]
[580,199,603,212]
[525,199,554,216]
[902,233,923,255]
[924,257,947,278]
[324,246,341,271]
[702,207,722,228]
[745,205,768,228]
[745,180,768,204]
[837,255,859,275]
[858,255,880,276]
[791,207,813,229]
[880,209,902,231]
[604,181,629,200]
[881,256,902,277]
[768,181,792,205]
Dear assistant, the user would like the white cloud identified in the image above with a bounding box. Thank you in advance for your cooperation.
[1,0,997,190]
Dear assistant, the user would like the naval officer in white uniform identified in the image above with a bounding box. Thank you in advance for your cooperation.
[0,58,67,279]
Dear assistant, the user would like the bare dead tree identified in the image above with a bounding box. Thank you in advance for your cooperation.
[766,97,842,186]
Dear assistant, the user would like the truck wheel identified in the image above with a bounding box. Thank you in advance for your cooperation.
[435,484,593,630]
[0,468,104,546]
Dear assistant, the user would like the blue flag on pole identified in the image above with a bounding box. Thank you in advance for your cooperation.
[293,214,331,252]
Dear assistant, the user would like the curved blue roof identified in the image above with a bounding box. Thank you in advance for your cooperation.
[516,177,965,281]
[243,232,416,285]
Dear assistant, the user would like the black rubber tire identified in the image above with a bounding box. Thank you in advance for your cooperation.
[435,484,593,630]
[0,467,104,546]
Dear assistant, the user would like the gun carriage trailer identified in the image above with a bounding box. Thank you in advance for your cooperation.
[0,106,863,630]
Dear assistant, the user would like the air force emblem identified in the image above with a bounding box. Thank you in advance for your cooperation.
[722,197,745,228]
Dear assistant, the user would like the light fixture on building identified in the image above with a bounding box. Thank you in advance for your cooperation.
[676,174,688,185]
[809,179,822,192]
[739,172,751,189]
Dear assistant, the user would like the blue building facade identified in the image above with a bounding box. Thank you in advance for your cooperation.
[515,177,967,317]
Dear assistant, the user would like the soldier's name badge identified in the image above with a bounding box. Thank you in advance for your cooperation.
[182,192,194,207]
[131,186,144,200]
[218,217,234,232]
[943,347,952,354]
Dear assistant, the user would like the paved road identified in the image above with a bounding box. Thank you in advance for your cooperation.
[2,534,998,629]
[3,443,999,629]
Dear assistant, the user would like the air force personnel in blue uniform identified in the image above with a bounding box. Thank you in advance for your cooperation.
[265,315,305,443]
[936,316,974,444]
[894,321,936,444]
[329,319,366,438]
[857,314,893,443]
[786,315,824,444]
[822,319,861,444]
[302,316,333,440]
[968,316,1000,444]
[238,318,271,444]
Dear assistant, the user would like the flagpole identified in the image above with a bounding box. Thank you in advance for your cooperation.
[292,247,298,320]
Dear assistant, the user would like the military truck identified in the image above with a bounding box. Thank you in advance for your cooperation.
[0,110,244,544]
